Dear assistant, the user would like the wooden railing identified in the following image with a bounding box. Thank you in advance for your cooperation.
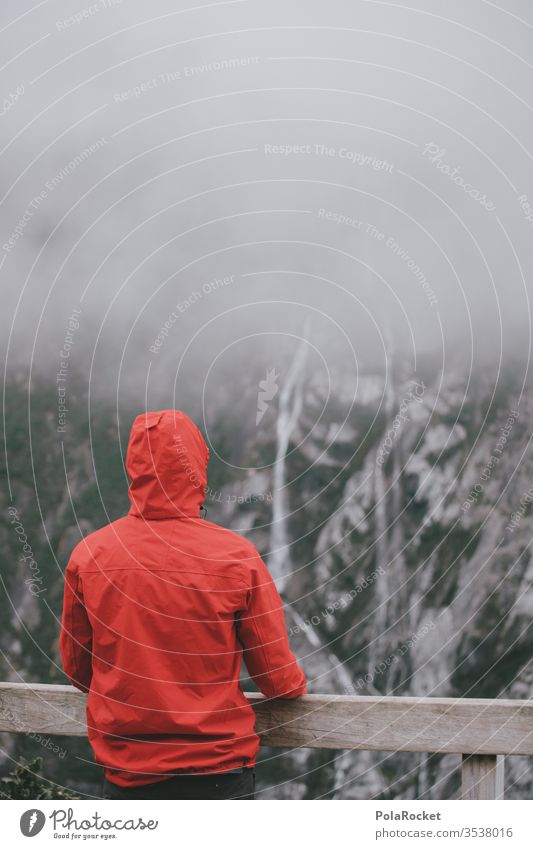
[1,682,532,799]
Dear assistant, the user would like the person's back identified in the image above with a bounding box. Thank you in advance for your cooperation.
[59,410,306,798]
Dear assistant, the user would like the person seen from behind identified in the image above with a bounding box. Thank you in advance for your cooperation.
[59,410,307,800]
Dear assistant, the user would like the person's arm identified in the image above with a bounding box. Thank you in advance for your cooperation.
[59,555,93,693]
[237,551,307,699]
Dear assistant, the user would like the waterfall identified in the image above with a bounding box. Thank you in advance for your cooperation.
[268,325,310,590]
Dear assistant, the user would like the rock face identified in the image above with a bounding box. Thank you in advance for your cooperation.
[1,365,532,798]
[207,363,533,799]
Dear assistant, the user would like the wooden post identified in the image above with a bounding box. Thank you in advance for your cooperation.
[461,754,505,799]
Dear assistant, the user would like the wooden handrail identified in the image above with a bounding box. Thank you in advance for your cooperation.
[1,682,531,799]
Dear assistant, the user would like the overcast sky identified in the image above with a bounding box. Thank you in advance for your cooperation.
[2,0,533,410]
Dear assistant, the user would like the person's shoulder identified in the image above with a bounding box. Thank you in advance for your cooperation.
[202,519,260,560]
[67,517,127,567]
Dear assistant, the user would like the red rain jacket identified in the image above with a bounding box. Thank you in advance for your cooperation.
[59,410,306,786]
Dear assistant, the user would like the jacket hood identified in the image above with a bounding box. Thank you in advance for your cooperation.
[126,410,210,519]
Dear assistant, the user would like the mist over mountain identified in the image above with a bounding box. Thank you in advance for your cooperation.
[2,0,533,391]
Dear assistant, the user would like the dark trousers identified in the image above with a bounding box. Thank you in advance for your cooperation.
[102,768,255,800]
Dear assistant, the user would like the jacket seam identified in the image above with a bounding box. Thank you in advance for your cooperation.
[65,568,88,687]
[244,586,278,694]
[79,568,248,586]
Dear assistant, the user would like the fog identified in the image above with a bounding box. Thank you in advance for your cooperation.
[2,0,533,410]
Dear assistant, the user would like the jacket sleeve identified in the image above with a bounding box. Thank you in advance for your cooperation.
[237,551,307,699]
[59,555,93,693]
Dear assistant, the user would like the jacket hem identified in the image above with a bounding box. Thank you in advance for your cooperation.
[104,760,256,788]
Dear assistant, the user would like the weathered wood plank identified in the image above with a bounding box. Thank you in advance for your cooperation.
[0,683,87,736]
[0,683,532,756]
[249,693,533,755]
[461,755,505,799]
